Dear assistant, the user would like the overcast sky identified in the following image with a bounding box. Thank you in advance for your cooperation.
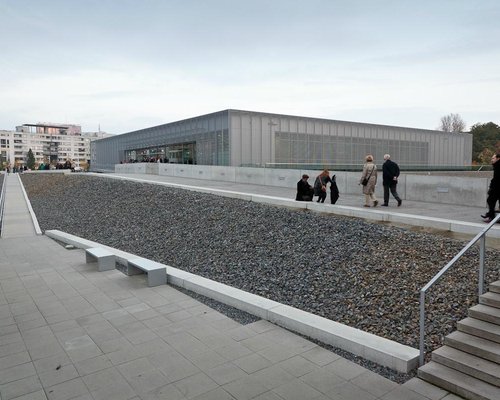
[1,0,499,134]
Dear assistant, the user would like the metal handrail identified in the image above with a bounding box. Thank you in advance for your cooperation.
[0,173,7,235]
[419,213,500,365]
[262,162,492,172]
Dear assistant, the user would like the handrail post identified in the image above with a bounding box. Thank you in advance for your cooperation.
[418,216,498,368]
[419,290,425,366]
[479,236,486,296]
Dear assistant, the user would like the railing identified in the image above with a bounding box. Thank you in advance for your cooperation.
[419,213,500,365]
[0,173,6,235]
[247,163,493,172]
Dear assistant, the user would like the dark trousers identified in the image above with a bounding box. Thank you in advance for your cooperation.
[296,188,314,202]
[383,182,401,205]
[486,190,500,219]
[316,191,326,203]
[330,191,339,204]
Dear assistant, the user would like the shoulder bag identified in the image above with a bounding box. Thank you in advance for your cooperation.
[362,167,374,186]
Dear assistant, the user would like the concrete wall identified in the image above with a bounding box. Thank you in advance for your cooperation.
[115,163,489,207]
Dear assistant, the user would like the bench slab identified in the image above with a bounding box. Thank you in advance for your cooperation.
[127,257,166,287]
[85,247,115,272]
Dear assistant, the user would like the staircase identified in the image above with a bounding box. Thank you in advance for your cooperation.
[418,280,500,400]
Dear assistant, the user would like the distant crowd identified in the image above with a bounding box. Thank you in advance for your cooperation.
[4,165,28,173]
[121,157,194,164]
[4,159,81,173]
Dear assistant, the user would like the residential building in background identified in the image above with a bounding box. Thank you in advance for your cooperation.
[90,109,472,172]
[0,122,99,169]
[81,131,114,141]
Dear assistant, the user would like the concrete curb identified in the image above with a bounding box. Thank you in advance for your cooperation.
[45,229,419,372]
[17,173,42,235]
[91,172,500,239]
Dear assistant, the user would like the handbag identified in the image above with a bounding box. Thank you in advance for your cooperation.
[362,167,374,186]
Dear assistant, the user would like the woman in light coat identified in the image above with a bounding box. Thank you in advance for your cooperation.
[360,154,378,207]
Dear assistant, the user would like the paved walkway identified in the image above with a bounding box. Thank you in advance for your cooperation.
[1,174,37,238]
[106,172,488,226]
[0,172,463,399]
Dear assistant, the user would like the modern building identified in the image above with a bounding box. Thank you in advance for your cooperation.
[81,131,114,141]
[90,109,473,172]
[0,123,91,168]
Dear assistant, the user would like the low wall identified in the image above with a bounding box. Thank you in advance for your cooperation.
[115,164,489,207]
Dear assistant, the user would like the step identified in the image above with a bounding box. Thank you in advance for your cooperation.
[418,361,500,400]
[480,292,500,309]
[445,331,500,363]
[432,346,500,386]
[489,281,500,294]
[458,317,500,344]
[469,304,500,325]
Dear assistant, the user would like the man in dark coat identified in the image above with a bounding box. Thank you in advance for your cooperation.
[381,154,402,207]
[482,153,500,222]
[296,174,314,201]
[330,174,339,204]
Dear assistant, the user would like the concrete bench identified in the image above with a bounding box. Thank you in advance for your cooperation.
[126,257,167,287]
[85,247,115,271]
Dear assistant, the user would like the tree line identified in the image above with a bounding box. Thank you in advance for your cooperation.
[438,113,500,164]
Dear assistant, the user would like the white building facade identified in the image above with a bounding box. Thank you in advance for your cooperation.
[0,123,91,168]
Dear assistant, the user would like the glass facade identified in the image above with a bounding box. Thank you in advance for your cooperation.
[92,111,229,171]
[125,142,198,164]
[122,131,228,165]
[91,109,472,172]
[275,132,429,167]
[229,111,469,168]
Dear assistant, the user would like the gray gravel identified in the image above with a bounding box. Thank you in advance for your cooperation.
[21,173,500,378]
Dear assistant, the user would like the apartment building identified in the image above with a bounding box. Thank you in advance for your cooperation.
[0,123,91,168]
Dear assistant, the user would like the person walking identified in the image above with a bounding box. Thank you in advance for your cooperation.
[381,154,402,207]
[360,155,378,207]
[314,169,331,203]
[296,174,314,201]
[482,153,500,222]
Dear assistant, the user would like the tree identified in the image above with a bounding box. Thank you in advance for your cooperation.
[26,148,35,170]
[470,122,500,163]
[438,113,466,133]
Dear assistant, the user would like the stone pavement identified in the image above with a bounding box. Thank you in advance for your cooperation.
[0,172,464,399]
[1,173,38,238]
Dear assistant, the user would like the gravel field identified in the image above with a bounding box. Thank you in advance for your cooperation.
[21,174,500,364]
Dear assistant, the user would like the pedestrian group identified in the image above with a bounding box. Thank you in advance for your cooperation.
[296,154,402,208]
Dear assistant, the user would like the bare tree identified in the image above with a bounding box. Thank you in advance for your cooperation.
[438,113,466,132]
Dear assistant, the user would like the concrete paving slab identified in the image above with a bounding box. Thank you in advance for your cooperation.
[0,171,469,400]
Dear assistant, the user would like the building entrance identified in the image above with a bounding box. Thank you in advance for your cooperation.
[125,142,196,164]
[166,143,195,164]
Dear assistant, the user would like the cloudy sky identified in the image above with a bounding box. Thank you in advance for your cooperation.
[1,0,499,134]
